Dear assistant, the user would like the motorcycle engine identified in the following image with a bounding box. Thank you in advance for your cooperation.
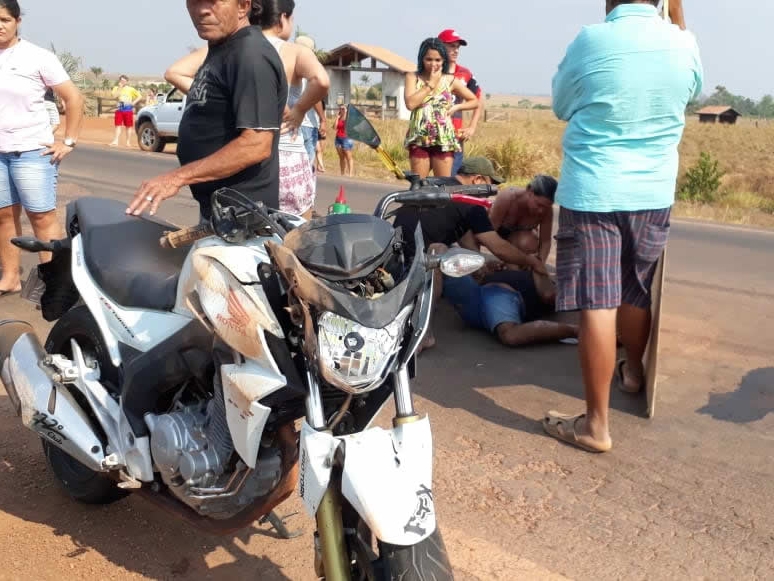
[145,382,282,519]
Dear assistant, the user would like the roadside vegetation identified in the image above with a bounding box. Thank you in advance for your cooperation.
[319,109,774,228]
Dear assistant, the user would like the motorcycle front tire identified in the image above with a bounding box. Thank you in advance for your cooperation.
[376,530,454,581]
[42,306,127,505]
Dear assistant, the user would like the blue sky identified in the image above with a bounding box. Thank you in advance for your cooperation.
[17,0,766,99]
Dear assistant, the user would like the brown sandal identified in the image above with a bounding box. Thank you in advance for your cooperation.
[542,411,612,453]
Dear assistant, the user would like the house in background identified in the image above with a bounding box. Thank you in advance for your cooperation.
[321,42,415,120]
[696,106,742,125]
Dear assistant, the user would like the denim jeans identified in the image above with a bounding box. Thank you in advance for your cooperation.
[0,149,58,212]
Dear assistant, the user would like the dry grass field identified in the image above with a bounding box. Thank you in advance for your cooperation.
[321,109,774,227]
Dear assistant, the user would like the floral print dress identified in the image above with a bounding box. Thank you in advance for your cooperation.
[404,76,460,153]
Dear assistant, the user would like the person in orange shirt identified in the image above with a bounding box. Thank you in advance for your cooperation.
[110,75,142,147]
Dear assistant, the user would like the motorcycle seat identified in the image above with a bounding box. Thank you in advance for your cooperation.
[69,197,189,311]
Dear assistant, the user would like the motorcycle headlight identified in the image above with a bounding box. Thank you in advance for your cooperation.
[317,306,412,393]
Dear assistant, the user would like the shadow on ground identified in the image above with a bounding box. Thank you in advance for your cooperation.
[697,367,774,423]
[0,395,300,580]
[414,303,644,436]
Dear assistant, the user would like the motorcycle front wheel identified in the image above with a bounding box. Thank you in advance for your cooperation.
[43,306,127,505]
[346,507,454,581]
[376,530,453,581]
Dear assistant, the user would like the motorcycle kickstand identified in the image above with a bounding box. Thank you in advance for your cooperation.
[259,510,303,539]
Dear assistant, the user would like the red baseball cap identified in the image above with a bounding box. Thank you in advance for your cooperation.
[438,29,468,46]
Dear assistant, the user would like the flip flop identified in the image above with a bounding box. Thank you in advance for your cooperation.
[542,411,612,453]
[0,289,21,298]
[613,359,643,394]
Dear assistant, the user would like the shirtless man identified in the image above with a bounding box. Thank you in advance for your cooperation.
[489,175,557,263]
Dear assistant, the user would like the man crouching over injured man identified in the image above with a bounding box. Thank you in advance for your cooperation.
[421,243,578,351]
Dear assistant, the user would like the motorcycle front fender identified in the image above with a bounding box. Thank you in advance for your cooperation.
[299,416,436,546]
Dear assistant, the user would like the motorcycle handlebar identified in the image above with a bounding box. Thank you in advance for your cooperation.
[448,184,498,198]
[160,223,213,249]
[374,184,498,218]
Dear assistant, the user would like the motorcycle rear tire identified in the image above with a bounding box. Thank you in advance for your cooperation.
[42,306,127,505]
[376,529,454,581]
[42,441,127,504]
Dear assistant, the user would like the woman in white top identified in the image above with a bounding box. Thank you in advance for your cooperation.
[257,0,329,218]
[0,0,84,296]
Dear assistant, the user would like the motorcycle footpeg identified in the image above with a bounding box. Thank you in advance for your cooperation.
[259,510,303,539]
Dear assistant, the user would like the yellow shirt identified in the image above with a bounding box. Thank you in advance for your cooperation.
[112,85,141,110]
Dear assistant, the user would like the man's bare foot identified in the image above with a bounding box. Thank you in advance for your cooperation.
[616,359,644,393]
[417,332,436,354]
[572,414,613,451]
[0,279,22,295]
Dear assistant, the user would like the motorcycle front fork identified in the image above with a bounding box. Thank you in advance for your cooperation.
[305,367,419,580]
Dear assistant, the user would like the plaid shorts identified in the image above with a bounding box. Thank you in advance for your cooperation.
[555,207,671,311]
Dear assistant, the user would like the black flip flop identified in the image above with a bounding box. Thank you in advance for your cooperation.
[0,289,21,298]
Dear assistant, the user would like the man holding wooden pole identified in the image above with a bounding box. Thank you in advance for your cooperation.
[543,0,702,452]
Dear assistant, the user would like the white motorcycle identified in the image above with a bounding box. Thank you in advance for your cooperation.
[0,113,495,580]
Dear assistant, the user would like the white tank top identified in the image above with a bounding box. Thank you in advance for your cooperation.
[266,35,307,153]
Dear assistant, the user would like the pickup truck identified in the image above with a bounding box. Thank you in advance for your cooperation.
[134,88,186,152]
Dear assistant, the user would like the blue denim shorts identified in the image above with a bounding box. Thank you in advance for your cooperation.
[442,275,525,333]
[335,136,354,151]
[0,149,58,212]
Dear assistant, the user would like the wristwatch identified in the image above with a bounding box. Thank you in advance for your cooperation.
[63,138,77,148]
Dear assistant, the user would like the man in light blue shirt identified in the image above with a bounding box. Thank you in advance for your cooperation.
[543,0,703,453]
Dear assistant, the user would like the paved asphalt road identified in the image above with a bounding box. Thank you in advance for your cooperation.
[0,143,772,580]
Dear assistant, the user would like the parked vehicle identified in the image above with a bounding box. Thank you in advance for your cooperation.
[0,108,494,580]
[134,88,186,152]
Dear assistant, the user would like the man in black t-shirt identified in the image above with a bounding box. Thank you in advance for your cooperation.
[393,157,546,274]
[127,0,287,220]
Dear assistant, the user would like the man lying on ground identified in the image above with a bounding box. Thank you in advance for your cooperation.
[489,175,558,263]
[421,243,578,350]
[393,157,546,274]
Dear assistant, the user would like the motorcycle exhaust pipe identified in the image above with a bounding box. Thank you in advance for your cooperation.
[0,320,107,472]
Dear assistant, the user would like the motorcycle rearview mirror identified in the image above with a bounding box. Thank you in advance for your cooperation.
[429,248,486,277]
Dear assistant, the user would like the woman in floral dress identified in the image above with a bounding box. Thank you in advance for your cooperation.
[404,38,478,179]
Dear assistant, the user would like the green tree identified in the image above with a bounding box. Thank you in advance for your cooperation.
[50,44,85,87]
[686,98,702,115]
[90,66,103,85]
[678,152,725,204]
[757,95,774,118]
[366,85,381,100]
